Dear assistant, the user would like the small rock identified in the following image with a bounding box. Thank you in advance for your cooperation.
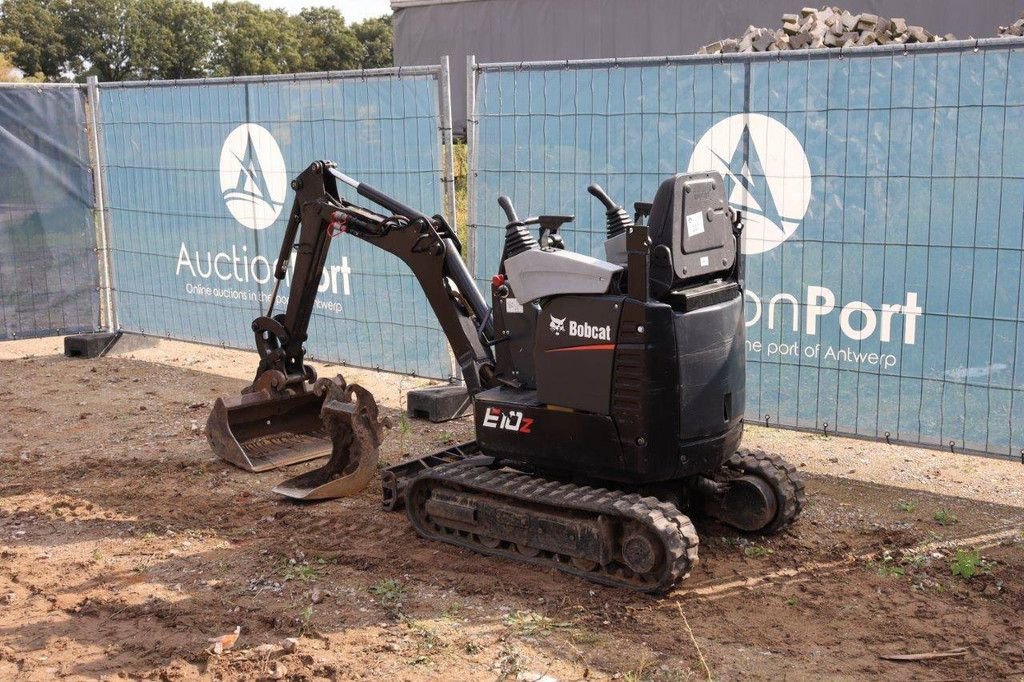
[982,583,1001,598]
[518,673,558,682]
[310,588,323,604]
[280,637,299,653]
[0,592,15,605]
[270,661,287,680]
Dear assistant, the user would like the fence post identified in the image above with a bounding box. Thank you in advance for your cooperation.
[85,76,116,333]
[464,54,478,280]
[438,56,458,232]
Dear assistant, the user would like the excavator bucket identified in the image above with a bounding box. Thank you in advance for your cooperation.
[207,371,344,473]
[273,382,391,501]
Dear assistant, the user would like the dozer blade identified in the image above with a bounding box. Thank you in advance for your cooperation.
[273,383,391,501]
[207,371,344,473]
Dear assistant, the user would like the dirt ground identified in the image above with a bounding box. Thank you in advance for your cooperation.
[1,337,1023,681]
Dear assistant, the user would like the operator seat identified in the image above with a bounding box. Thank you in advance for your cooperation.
[647,172,736,298]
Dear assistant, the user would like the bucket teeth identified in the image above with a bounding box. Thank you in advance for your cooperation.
[272,377,390,501]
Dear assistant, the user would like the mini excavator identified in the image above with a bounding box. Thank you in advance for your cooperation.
[208,160,805,592]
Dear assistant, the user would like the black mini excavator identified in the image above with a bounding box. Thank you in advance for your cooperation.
[208,160,805,592]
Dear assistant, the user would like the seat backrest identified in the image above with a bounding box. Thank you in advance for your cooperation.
[646,172,736,294]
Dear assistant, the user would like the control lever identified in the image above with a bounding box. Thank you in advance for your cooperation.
[587,184,633,238]
[498,195,520,224]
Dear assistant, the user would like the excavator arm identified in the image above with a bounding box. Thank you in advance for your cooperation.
[257,160,496,393]
[206,161,498,499]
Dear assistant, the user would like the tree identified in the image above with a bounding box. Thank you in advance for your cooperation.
[63,0,136,80]
[210,1,304,76]
[0,0,71,80]
[127,0,214,79]
[294,7,361,72]
[352,16,393,68]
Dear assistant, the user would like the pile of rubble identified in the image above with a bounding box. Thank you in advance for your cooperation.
[998,13,1024,37]
[698,6,957,54]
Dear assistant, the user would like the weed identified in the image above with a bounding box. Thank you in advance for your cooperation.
[933,508,958,526]
[896,500,918,513]
[406,618,447,659]
[571,629,600,646]
[784,597,798,607]
[867,550,906,577]
[369,578,406,611]
[397,413,412,454]
[743,545,773,559]
[504,610,573,637]
[283,560,323,582]
[902,553,928,570]
[439,431,456,445]
[442,601,462,620]
[950,549,993,580]
[298,605,314,636]
[463,640,481,655]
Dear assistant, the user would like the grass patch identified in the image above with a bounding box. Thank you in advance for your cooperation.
[283,559,324,582]
[743,545,774,559]
[896,500,917,513]
[933,508,958,526]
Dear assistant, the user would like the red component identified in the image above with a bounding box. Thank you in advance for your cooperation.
[327,213,349,237]
[491,273,506,287]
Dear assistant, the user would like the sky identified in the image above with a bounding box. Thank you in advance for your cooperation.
[224,0,392,22]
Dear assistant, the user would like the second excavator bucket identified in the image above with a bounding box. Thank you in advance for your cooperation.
[273,381,391,501]
[207,371,343,473]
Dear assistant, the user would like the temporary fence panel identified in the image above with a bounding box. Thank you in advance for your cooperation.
[98,69,453,379]
[0,85,99,339]
[468,39,1024,458]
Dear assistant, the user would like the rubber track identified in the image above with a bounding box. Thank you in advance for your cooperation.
[725,448,806,534]
[405,462,699,593]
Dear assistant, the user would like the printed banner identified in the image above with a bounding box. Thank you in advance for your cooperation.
[471,42,1024,456]
[100,74,452,378]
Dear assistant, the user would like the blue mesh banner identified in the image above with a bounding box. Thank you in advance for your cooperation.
[100,72,451,379]
[470,40,1024,457]
[0,86,98,339]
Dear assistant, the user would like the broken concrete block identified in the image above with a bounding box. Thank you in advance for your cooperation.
[891,17,908,34]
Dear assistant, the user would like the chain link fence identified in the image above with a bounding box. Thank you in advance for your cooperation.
[467,38,1024,459]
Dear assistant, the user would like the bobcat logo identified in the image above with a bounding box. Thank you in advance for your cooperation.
[549,315,566,336]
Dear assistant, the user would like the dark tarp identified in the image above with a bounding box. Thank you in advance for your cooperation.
[0,86,98,340]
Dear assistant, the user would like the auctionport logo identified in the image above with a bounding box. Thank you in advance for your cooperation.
[687,114,812,255]
[219,123,287,231]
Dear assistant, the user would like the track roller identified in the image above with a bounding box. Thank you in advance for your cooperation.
[698,448,806,534]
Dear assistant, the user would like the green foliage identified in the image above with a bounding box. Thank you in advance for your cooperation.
[743,545,773,558]
[369,578,406,610]
[283,559,324,582]
[896,500,917,513]
[867,550,907,577]
[950,549,992,580]
[933,508,958,526]
[352,16,393,68]
[128,0,214,79]
[0,0,393,82]
[0,0,70,79]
